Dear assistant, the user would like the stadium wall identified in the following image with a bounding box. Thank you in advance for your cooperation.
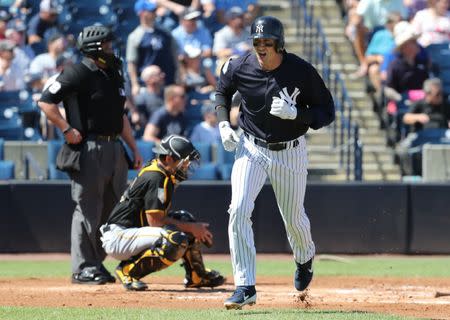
[0,182,449,254]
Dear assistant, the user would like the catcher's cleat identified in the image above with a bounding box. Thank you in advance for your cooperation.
[224,285,257,310]
[184,269,226,288]
[115,262,148,291]
[294,258,313,291]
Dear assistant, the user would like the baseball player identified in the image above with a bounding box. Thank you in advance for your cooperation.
[100,134,226,290]
[215,16,335,309]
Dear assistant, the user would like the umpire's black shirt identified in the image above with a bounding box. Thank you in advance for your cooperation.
[40,57,126,136]
[216,51,335,143]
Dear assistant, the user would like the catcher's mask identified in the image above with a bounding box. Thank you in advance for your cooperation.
[76,24,122,69]
[250,16,285,53]
[152,134,200,182]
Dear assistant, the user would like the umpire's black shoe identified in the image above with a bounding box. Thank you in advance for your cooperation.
[224,285,257,310]
[115,262,148,291]
[100,264,116,283]
[72,267,109,285]
[294,258,313,291]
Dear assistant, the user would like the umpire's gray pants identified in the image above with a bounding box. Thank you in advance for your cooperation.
[70,139,128,274]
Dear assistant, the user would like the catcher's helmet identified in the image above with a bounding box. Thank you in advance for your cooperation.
[153,135,200,182]
[76,25,115,55]
[250,16,285,52]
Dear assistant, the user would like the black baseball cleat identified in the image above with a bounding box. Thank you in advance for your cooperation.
[224,285,257,310]
[115,262,148,291]
[72,267,109,285]
[100,264,116,283]
[294,258,313,291]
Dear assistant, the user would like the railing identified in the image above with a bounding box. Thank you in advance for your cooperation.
[290,0,363,180]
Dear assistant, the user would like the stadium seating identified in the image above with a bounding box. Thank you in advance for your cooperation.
[216,142,235,180]
[426,43,450,94]
[192,142,212,163]
[47,140,69,180]
[0,138,3,160]
[190,162,218,180]
[0,160,15,180]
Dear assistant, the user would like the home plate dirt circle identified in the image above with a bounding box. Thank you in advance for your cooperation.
[1,276,450,319]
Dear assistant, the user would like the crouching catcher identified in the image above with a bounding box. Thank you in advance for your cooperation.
[100,134,226,290]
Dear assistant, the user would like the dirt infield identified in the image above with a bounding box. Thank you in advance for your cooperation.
[1,255,450,319]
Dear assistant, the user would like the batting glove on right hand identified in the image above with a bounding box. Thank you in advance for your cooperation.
[219,121,239,152]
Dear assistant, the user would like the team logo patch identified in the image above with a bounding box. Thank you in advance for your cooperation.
[256,24,264,33]
[157,188,165,203]
[48,81,61,94]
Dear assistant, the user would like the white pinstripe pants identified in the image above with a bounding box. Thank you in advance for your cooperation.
[228,134,315,286]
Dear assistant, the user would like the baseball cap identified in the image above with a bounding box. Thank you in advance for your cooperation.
[134,0,157,14]
[40,0,59,13]
[182,7,202,20]
[225,6,244,21]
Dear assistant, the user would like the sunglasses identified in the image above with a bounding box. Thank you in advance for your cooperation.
[252,40,275,47]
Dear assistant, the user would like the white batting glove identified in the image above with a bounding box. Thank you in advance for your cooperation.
[219,121,239,152]
[270,97,297,120]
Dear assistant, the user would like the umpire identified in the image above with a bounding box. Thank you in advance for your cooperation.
[38,25,143,285]
[216,16,335,309]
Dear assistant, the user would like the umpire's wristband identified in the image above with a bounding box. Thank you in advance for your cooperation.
[62,126,73,135]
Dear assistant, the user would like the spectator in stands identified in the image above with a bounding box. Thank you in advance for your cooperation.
[179,45,216,94]
[190,102,220,143]
[385,21,430,105]
[365,12,402,95]
[403,78,450,132]
[0,39,26,91]
[29,32,66,81]
[397,78,450,175]
[171,7,213,59]
[200,0,222,36]
[142,84,187,142]
[345,0,408,78]
[127,0,179,96]
[412,0,450,48]
[27,0,60,48]
[134,65,165,133]
[215,0,260,26]
[5,20,32,70]
[154,0,198,32]
[213,6,251,76]
[0,10,10,40]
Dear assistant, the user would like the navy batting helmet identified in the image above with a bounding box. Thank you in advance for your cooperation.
[250,16,285,52]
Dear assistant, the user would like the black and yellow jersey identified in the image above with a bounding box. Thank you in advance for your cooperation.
[106,159,177,228]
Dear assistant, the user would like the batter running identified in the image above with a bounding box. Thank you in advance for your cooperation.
[215,16,335,309]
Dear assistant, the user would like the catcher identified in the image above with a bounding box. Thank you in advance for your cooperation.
[100,134,226,291]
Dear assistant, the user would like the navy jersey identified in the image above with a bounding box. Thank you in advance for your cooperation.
[107,160,176,228]
[216,51,335,142]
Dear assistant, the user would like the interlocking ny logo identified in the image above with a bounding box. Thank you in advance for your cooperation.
[256,24,264,33]
[279,87,301,106]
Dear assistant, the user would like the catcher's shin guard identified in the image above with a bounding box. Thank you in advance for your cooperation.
[127,225,190,279]
[182,241,226,288]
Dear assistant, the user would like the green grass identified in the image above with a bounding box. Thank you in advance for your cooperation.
[1,256,450,278]
[0,306,411,320]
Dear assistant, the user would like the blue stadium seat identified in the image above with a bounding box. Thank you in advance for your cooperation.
[0,138,3,160]
[47,140,69,180]
[128,169,139,180]
[0,124,23,140]
[190,163,218,180]
[218,163,233,180]
[192,142,212,163]
[0,160,14,180]
[410,129,450,148]
[215,142,236,180]
[136,140,155,163]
